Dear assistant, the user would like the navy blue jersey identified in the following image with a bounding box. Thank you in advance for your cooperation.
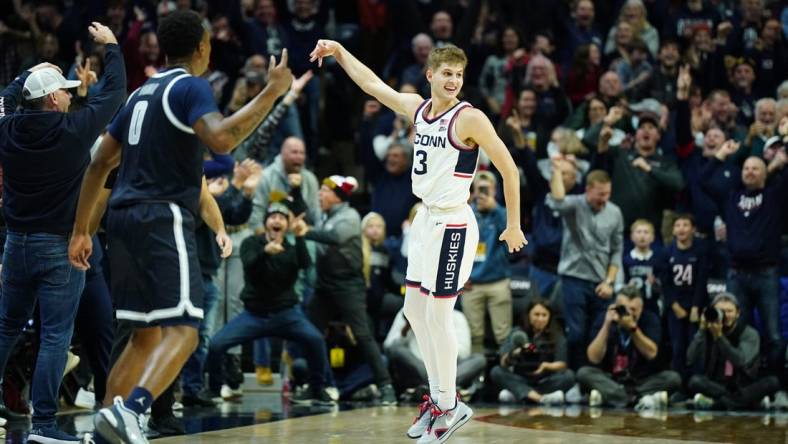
[662,240,709,310]
[107,68,218,216]
[622,248,665,313]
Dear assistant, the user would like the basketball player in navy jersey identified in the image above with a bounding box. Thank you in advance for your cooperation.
[68,10,293,444]
[311,41,526,443]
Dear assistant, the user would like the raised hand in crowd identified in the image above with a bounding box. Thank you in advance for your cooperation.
[676,65,691,101]
[88,21,117,45]
[291,213,307,237]
[714,140,741,161]
[264,237,285,255]
[288,173,303,188]
[75,58,98,97]
[232,159,263,198]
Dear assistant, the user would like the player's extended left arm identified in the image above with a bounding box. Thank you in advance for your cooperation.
[459,109,525,251]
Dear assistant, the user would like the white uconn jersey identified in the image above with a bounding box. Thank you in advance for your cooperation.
[411,99,479,208]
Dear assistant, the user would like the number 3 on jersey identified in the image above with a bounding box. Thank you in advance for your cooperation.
[414,149,427,175]
[128,101,149,146]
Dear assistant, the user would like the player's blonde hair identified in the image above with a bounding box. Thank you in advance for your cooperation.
[426,45,468,71]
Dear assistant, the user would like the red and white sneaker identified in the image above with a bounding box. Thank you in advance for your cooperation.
[406,395,434,439]
[417,400,473,443]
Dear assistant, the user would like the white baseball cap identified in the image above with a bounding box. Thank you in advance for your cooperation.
[22,67,81,100]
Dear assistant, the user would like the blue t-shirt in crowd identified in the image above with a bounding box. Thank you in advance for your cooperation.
[108,69,219,217]
[662,239,709,310]
[469,204,511,284]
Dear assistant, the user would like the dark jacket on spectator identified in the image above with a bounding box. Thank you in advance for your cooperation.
[590,309,662,381]
[586,123,685,230]
[701,158,788,269]
[0,44,126,235]
[240,233,311,314]
[687,320,760,389]
[306,202,365,292]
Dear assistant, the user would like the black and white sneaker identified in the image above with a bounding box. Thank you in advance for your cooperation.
[94,396,149,444]
[291,386,337,407]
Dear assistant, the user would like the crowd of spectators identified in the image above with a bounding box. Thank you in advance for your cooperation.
[1,0,788,436]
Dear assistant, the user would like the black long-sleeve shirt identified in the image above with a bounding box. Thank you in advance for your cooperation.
[0,44,126,234]
[240,234,311,314]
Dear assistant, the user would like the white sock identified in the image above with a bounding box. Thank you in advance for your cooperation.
[402,287,440,402]
[426,297,459,411]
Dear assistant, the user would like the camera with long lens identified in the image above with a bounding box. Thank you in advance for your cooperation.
[615,305,629,317]
[704,305,725,323]
[509,330,541,374]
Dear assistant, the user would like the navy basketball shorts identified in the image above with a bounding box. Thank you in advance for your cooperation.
[405,204,479,298]
[106,202,204,327]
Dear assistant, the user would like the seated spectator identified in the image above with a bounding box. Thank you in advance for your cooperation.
[207,200,335,406]
[384,308,484,399]
[663,214,709,382]
[577,286,682,409]
[621,219,664,315]
[548,169,624,369]
[361,212,403,340]
[604,0,660,58]
[462,172,513,354]
[490,298,575,405]
[688,293,780,410]
[522,55,571,132]
[701,136,788,357]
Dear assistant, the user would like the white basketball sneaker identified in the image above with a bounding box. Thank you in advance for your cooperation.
[93,396,149,444]
[417,400,473,444]
[407,395,434,439]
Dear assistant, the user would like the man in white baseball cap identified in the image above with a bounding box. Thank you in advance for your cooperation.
[0,21,126,444]
[20,67,82,111]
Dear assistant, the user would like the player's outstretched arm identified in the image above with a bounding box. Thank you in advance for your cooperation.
[69,134,123,270]
[199,176,232,258]
[194,50,293,154]
[310,39,423,118]
[457,109,526,253]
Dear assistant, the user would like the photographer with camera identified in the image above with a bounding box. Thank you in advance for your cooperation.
[462,172,513,354]
[577,286,682,409]
[490,298,574,405]
[687,293,780,410]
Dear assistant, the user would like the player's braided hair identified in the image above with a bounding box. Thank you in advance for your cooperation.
[157,10,205,62]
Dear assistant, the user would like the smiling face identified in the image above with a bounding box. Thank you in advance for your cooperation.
[588,98,607,125]
[517,89,537,117]
[742,156,767,190]
[702,128,726,157]
[427,63,464,101]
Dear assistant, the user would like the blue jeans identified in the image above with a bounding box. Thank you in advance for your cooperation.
[207,307,329,391]
[253,338,271,367]
[727,266,781,346]
[561,275,608,370]
[0,232,85,426]
[181,274,219,395]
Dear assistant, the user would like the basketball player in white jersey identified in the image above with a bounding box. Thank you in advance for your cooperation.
[310,42,525,442]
